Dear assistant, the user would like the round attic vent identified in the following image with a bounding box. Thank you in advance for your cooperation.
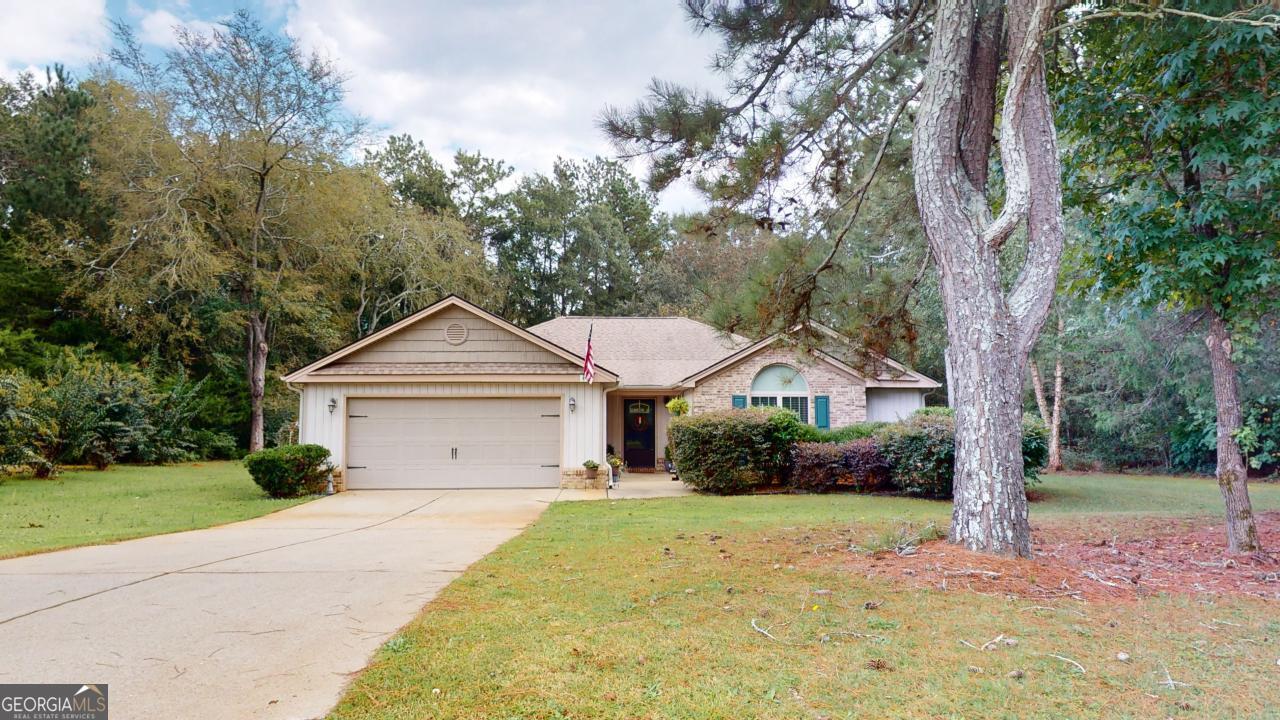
[444,322,468,345]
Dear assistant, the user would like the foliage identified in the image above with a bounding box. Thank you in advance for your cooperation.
[243,444,333,499]
[809,422,891,443]
[0,372,50,471]
[665,396,690,417]
[875,413,957,497]
[667,408,808,494]
[1060,10,1280,327]
[789,438,889,493]
[1173,395,1280,473]
[582,460,600,471]
[495,157,674,325]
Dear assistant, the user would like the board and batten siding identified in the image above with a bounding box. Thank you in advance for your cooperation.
[297,381,607,485]
[865,388,927,422]
[342,306,574,366]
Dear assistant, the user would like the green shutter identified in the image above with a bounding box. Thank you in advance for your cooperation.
[732,395,747,409]
[815,395,830,429]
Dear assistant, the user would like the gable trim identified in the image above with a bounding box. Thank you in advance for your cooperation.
[282,296,618,383]
[678,323,940,389]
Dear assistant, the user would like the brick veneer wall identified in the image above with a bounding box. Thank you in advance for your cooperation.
[687,345,866,427]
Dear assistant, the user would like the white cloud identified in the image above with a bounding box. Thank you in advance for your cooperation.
[137,8,220,48]
[283,0,723,213]
[0,0,109,79]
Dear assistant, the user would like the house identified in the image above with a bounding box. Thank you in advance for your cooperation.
[283,296,939,490]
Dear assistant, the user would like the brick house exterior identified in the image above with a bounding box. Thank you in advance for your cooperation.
[685,344,868,426]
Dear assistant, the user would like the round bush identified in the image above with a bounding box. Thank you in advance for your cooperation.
[667,408,807,494]
[243,444,333,498]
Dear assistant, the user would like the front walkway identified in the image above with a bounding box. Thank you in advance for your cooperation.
[0,488,566,720]
[609,471,694,499]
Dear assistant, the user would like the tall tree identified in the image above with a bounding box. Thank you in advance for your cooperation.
[494,157,671,324]
[606,0,1064,555]
[0,68,117,366]
[1058,4,1280,553]
[46,12,363,451]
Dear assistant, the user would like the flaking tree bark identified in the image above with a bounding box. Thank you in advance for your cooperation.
[913,0,1064,556]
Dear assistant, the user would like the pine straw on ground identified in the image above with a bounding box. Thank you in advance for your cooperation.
[840,511,1280,602]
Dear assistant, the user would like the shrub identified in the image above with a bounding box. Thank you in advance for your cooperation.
[812,422,890,443]
[243,444,332,498]
[1021,414,1050,483]
[188,429,242,460]
[790,437,889,493]
[0,372,52,473]
[667,408,807,494]
[876,409,1052,497]
[876,414,956,497]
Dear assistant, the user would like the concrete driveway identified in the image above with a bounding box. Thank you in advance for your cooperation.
[0,488,587,719]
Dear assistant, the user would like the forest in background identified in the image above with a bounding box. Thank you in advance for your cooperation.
[0,8,1276,476]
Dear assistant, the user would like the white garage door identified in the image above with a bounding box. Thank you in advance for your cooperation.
[345,397,561,489]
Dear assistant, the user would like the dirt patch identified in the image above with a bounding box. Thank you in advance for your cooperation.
[844,512,1280,602]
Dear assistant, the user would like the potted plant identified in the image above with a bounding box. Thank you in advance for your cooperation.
[582,459,600,479]
[607,454,625,476]
[666,396,690,417]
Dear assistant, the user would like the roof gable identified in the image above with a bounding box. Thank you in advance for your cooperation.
[283,296,617,383]
[680,324,940,389]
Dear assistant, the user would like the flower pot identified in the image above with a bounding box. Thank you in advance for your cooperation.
[585,467,599,479]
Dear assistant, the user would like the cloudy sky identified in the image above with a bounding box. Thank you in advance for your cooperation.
[0,0,724,211]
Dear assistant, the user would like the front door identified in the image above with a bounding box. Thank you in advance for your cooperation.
[623,398,656,469]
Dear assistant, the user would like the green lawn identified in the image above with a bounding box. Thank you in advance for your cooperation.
[330,473,1280,720]
[0,462,310,558]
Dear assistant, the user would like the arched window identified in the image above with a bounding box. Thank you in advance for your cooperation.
[750,364,810,423]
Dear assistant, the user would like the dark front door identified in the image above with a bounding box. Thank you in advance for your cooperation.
[623,398,656,469]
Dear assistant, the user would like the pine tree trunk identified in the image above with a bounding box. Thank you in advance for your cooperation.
[945,293,1033,555]
[1203,307,1261,554]
[246,313,269,452]
[912,0,1062,557]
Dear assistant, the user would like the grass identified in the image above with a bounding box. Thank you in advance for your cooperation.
[0,461,310,558]
[330,473,1280,720]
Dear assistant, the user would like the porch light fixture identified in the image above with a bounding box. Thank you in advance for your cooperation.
[568,396,577,413]
[328,398,338,414]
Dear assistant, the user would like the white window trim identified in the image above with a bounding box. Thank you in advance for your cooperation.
[749,392,812,424]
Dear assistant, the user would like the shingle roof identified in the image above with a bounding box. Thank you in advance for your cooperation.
[528,316,752,388]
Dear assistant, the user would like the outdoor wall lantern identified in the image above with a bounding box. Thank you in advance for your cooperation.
[568,396,577,413]
[328,398,338,414]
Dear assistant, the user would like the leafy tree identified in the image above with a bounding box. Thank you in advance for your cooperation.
[44,12,363,451]
[0,69,119,369]
[1059,5,1280,552]
[495,157,671,324]
[333,167,495,336]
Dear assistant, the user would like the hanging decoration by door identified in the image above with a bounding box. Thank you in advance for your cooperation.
[627,401,651,432]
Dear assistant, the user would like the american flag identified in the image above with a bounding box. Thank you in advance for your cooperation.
[582,323,595,384]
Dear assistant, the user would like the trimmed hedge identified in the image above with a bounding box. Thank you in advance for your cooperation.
[790,438,890,493]
[667,408,808,494]
[243,444,333,498]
